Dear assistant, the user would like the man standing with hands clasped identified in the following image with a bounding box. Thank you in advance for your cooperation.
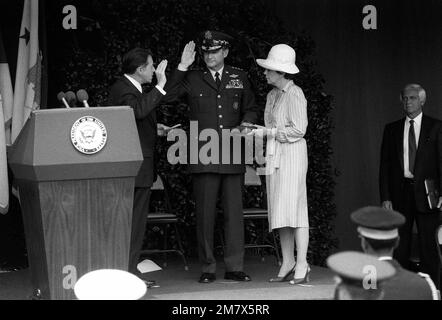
[165,31,259,283]
[379,83,442,288]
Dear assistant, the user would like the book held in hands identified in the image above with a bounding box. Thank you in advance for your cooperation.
[424,179,439,210]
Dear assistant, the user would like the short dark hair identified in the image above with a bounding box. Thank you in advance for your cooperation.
[276,70,295,80]
[122,48,152,75]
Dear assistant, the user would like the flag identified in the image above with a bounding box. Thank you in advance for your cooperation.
[0,94,9,214]
[0,31,13,215]
[11,0,42,143]
[0,30,14,145]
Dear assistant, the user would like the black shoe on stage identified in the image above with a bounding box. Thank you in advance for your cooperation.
[224,271,251,282]
[199,273,216,283]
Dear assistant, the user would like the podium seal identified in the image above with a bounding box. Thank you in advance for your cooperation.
[71,116,108,155]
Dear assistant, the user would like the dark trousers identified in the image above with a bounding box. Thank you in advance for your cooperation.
[394,181,441,288]
[192,173,244,273]
[128,187,152,274]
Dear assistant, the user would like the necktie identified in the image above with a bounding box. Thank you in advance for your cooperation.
[409,119,416,174]
[215,72,221,89]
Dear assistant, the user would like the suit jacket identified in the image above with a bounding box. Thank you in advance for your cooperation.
[379,114,442,213]
[164,65,259,174]
[108,76,164,187]
[382,259,435,300]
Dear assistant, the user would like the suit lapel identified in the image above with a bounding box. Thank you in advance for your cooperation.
[414,115,431,174]
[417,115,431,153]
[395,119,405,173]
[121,76,142,97]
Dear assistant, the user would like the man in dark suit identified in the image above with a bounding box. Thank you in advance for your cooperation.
[379,83,442,288]
[351,206,439,299]
[108,48,169,281]
[165,31,259,283]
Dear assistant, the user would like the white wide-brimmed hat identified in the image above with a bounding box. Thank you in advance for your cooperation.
[256,44,299,74]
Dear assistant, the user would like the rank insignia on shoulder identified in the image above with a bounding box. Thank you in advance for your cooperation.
[233,102,239,110]
[226,79,244,89]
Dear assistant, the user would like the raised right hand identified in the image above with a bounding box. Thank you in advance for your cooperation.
[180,41,196,69]
[155,59,168,88]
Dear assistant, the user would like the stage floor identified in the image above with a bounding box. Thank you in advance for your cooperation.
[0,254,336,300]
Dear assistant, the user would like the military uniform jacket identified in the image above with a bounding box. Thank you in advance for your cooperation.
[382,259,437,300]
[165,65,259,174]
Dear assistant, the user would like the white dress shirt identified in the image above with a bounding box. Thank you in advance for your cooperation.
[403,112,422,178]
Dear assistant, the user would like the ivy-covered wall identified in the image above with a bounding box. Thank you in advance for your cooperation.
[50,0,337,266]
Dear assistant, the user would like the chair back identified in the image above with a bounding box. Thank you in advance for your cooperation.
[150,173,173,212]
[244,166,262,186]
[151,175,165,191]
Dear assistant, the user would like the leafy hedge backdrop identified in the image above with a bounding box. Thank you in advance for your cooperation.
[48,0,338,266]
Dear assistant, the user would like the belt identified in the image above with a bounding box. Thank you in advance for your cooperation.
[403,178,415,184]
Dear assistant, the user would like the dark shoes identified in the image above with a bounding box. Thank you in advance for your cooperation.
[224,271,251,282]
[199,273,216,283]
[199,271,251,283]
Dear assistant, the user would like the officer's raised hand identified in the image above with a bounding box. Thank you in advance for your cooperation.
[179,41,196,70]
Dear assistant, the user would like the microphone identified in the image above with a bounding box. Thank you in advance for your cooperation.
[65,91,77,108]
[57,92,70,108]
[76,89,90,108]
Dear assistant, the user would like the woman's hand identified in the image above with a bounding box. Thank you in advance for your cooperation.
[275,131,289,143]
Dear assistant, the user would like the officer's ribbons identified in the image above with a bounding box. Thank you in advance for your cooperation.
[226,79,243,89]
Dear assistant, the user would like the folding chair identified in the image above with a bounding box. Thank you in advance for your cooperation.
[139,174,189,270]
[242,166,281,265]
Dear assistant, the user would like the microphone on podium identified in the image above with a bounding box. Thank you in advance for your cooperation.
[65,91,77,108]
[76,89,90,108]
[57,92,70,108]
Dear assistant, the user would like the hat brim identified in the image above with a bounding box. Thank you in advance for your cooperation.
[256,59,299,74]
[201,46,223,52]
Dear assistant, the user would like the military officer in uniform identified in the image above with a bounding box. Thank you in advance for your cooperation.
[165,31,259,283]
[327,251,397,300]
[351,206,440,300]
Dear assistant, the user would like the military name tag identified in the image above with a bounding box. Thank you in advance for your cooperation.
[71,116,108,155]
[226,79,244,89]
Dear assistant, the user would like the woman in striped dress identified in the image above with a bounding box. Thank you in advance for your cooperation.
[254,44,310,284]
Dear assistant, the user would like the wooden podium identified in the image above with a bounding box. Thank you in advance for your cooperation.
[8,107,143,300]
